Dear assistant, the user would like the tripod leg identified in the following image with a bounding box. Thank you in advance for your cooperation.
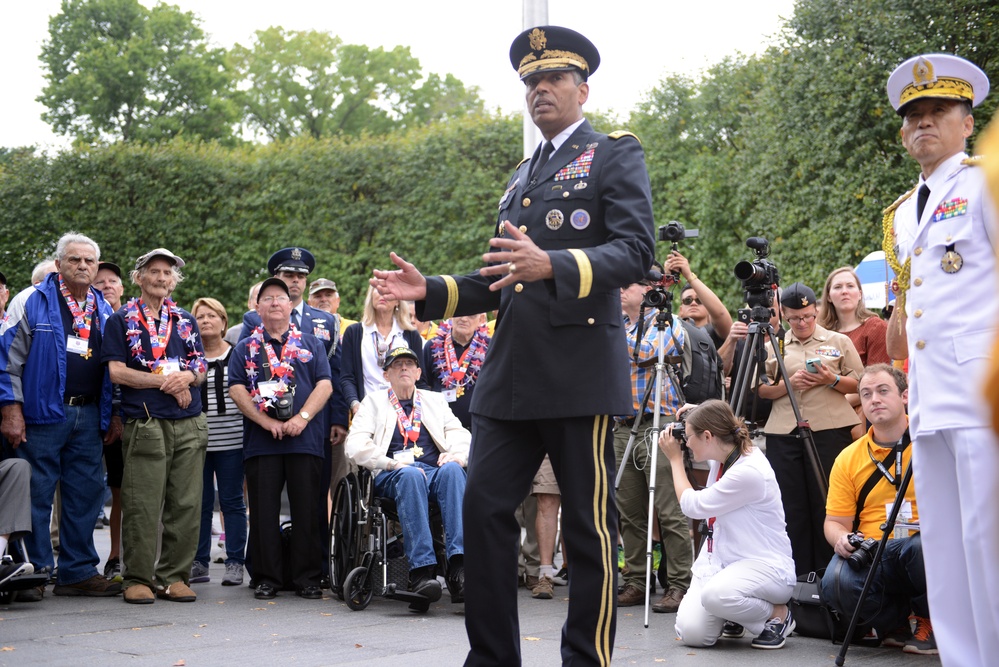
[834,462,914,665]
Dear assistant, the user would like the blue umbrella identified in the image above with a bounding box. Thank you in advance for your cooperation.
[854,250,896,310]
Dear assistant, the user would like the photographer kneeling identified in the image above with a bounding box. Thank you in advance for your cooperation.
[659,400,796,649]
[820,364,934,655]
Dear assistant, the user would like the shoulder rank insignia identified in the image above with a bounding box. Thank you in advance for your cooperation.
[961,155,983,167]
[608,130,641,145]
[516,157,530,168]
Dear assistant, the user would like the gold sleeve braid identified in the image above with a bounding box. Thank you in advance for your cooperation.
[442,275,459,320]
[881,186,917,323]
[567,249,593,299]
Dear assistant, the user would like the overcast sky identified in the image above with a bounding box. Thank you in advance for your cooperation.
[1,0,797,150]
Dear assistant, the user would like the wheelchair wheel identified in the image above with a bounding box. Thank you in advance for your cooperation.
[330,473,359,600]
[344,566,373,611]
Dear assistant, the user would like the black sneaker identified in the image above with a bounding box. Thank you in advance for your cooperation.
[722,621,745,638]
[0,556,34,586]
[751,607,795,649]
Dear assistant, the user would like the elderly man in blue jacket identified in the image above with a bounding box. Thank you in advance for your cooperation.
[0,232,121,601]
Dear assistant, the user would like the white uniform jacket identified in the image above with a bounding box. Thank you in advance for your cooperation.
[345,388,471,477]
[893,152,998,436]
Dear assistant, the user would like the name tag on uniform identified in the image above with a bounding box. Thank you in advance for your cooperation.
[258,381,282,399]
[393,450,415,465]
[442,389,458,403]
[66,336,89,355]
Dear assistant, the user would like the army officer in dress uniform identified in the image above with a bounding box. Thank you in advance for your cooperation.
[882,53,999,667]
[371,26,654,667]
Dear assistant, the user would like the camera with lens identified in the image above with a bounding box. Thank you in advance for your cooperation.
[846,533,878,571]
[668,415,688,449]
[268,388,296,422]
[658,220,699,244]
[733,237,780,317]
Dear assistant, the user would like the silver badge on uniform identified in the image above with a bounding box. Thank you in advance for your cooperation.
[570,209,590,230]
[573,181,588,191]
[546,209,564,231]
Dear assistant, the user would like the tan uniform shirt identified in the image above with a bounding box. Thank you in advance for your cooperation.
[764,324,863,433]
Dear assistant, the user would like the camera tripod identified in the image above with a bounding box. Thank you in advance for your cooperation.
[836,435,914,665]
[614,290,686,627]
[728,311,827,496]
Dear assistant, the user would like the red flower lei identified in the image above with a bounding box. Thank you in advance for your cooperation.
[244,325,314,412]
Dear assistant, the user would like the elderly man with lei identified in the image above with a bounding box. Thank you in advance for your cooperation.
[423,313,489,430]
[229,278,332,601]
[346,346,470,604]
[102,248,208,604]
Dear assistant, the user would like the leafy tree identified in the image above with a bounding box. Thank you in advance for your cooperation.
[38,0,238,144]
[230,27,483,140]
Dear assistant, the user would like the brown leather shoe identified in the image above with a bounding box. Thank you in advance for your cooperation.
[53,574,122,597]
[156,581,197,602]
[123,584,155,604]
[651,587,685,614]
[531,575,554,600]
[617,584,646,607]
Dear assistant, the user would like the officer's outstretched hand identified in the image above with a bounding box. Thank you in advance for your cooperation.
[480,221,554,291]
[371,253,428,301]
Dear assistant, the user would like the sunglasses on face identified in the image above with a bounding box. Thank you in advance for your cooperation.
[682,296,702,306]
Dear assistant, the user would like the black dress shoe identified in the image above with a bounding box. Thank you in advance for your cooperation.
[447,566,465,603]
[409,566,442,603]
[254,583,277,600]
[296,586,322,599]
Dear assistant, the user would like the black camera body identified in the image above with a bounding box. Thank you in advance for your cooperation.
[733,237,780,316]
[846,533,878,571]
[269,388,296,422]
[658,220,699,244]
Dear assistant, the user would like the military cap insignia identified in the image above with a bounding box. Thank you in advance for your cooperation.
[546,209,564,231]
[291,248,302,260]
[528,29,547,51]
[912,57,935,86]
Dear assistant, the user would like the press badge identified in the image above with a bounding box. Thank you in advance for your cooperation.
[888,499,914,539]
[66,336,89,355]
[393,450,415,465]
[442,389,458,403]
[258,381,281,399]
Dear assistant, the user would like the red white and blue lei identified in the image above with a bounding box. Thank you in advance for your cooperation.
[428,321,488,398]
[243,324,313,412]
[124,297,207,374]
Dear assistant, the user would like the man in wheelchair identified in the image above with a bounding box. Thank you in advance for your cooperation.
[345,346,470,603]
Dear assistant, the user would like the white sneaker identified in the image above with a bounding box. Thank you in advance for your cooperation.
[221,563,244,586]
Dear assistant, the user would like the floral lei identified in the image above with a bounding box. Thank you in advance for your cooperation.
[244,325,313,412]
[124,297,207,374]
[429,320,489,397]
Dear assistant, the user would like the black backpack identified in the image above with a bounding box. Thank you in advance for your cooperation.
[679,320,724,404]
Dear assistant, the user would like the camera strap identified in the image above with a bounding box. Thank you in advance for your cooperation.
[853,432,910,532]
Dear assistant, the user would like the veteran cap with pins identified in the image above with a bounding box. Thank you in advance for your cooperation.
[267,247,315,275]
[382,346,420,371]
[780,282,817,310]
[510,26,600,81]
[309,278,337,296]
[887,53,990,114]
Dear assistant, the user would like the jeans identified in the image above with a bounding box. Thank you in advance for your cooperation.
[17,404,104,585]
[373,461,465,570]
[196,448,247,566]
[821,533,927,633]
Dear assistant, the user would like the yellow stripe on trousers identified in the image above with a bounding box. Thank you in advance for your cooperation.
[590,414,613,666]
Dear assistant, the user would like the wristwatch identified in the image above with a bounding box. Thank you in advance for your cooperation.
[299,411,311,421]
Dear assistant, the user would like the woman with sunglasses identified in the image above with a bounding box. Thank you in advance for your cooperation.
[756,282,863,576]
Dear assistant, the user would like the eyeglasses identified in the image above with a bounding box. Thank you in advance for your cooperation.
[682,296,702,306]
[259,296,290,304]
[786,314,817,325]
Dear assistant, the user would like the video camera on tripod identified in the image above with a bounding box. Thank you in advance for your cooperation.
[733,237,780,323]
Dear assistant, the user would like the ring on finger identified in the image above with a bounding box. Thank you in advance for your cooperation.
[508,262,517,274]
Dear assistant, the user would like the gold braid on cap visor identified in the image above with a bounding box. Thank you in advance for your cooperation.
[518,50,589,78]
[899,77,974,108]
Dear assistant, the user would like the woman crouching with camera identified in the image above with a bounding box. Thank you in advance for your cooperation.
[659,400,797,649]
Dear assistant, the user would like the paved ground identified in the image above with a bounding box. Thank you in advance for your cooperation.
[0,524,940,666]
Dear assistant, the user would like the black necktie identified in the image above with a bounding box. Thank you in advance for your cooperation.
[916,184,930,223]
[531,141,554,180]
[291,309,301,330]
